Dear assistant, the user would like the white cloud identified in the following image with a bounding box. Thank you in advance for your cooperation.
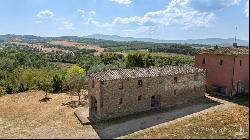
[188,0,240,11]
[77,9,85,17]
[77,9,96,17]
[245,0,249,17]
[35,20,42,24]
[112,0,215,30]
[88,11,96,15]
[123,26,158,34]
[110,0,132,5]
[82,18,112,28]
[62,21,74,30]
[37,10,54,18]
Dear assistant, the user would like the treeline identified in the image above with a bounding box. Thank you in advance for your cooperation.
[0,47,193,96]
[104,43,200,55]
[1,35,204,56]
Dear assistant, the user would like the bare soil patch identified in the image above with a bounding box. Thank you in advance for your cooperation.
[0,91,98,139]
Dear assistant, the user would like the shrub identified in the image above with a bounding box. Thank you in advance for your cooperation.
[5,83,13,94]
[52,74,63,93]
[0,86,4,96]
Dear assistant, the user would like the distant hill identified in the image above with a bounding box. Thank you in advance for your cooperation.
[85,34,249,46]
[0,34,249,46]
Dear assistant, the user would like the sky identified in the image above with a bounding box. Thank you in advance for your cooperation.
[0,0,249,40]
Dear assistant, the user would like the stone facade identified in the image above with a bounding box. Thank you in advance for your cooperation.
[88,66,206,121]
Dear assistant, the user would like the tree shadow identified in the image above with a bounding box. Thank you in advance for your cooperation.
[62,100,88,108]
[39,96,52,102]
[89,96,221,139]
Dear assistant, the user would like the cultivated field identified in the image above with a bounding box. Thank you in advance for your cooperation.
[7,42,67,53]
[49,41,104,54]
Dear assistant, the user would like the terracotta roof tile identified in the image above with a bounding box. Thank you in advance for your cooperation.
[198,47,249,55]
[89,65,205,81]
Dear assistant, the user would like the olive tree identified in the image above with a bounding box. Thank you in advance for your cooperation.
[65,65,86,103]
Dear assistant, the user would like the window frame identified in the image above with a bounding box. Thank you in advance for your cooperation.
[138,80,142,87]
[92,80,95,88]
[119,98,123,105]
[202,57,206,64]
[138,95,142,101]
[118,81,123,90]
[174,77,178,83]
[220,59,223,66]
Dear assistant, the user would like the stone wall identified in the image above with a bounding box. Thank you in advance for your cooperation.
[88,72,206,120]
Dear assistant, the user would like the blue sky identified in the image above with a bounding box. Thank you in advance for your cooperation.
[0,0,249,40]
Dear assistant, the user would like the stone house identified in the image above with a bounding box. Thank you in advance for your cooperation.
[195,47,249,97]
[88,65,206,121]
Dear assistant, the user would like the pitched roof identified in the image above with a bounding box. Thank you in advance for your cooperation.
[89,65,205,81]
[197,47,249,55]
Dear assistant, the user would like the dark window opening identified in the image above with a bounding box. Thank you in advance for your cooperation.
[220,59,223,66]
[173,89,177,95]
[202,57,206,64]
[138,80,142,87]
[92,80,94,88]
[138,95,142,101]
[119,98,123,105]
[240,60,242,66]
[194,74,198,81]
[174,77,178,83]
[119,82,123,90]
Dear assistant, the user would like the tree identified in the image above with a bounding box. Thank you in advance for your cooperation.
[52,74,63,93]
[37,77,52,97]
[126,53,144,68]
[126,52,154,68]
[144,53,155,67]
[18,83,25,92]
[65,65,86,104]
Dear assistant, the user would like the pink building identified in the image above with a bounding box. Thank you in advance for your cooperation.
[195,47,249,97]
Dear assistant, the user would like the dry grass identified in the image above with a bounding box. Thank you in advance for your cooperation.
[0,91,98,139]
[10,41,67,53]
[49,41,104,54]
[121,105,249,139]
[0,91,248,139]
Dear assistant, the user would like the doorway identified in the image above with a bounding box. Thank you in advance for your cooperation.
[236,80,244,94]
[151,95,161,108]
[90,96,97,113]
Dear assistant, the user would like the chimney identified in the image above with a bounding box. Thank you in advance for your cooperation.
[233,43,238,48]
[214,45,218,49]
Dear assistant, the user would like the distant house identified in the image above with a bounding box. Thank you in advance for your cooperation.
[88,65,205,121]
[195,46,249,97]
